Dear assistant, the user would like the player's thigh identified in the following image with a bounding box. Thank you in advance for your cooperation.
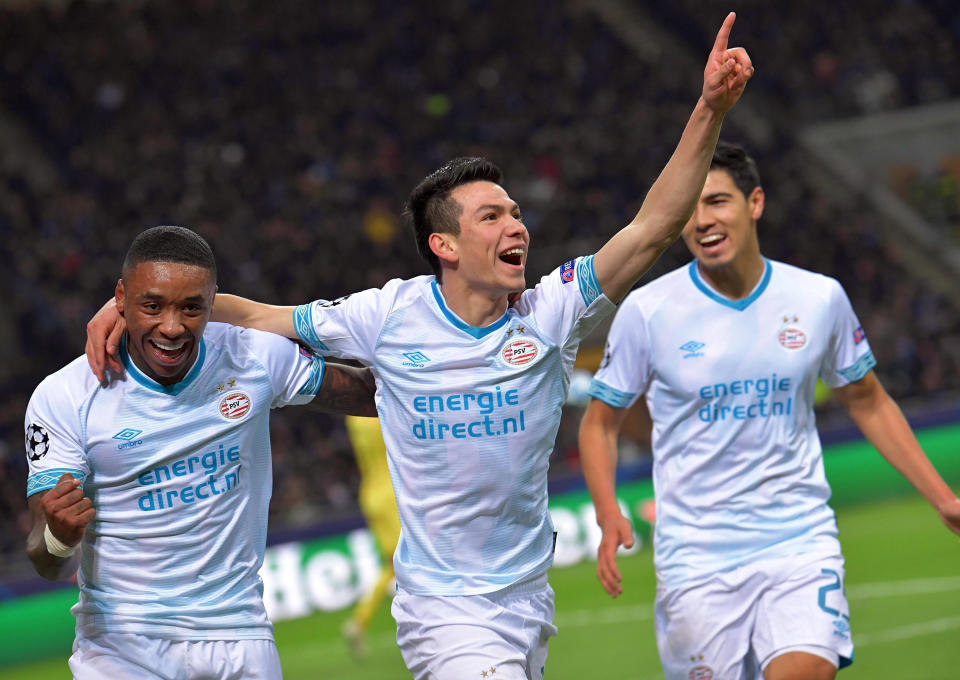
[763,651,836,680]
[654,574,764,680]
[70,633,181,680]
[751,554,851,676]
[392,585,556,680]
[187,639,282,680]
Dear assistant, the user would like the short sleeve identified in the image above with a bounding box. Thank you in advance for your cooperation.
[292,283,393,364]
[588,293,651,409]
[512,254,615,347]
[243,328,326,408]
[25,378,89,497]
[819,280,876,389]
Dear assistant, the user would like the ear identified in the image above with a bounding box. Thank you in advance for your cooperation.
[115,279,126,317]
[748,186,765,221]
[428,232,458,267]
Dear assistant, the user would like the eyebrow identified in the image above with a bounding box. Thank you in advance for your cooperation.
[703,192,733,201]
[473,202,520,215]
[140,292,207,302]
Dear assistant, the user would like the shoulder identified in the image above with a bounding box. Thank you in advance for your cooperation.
[28,356,99,418]
[204,321,298,358]
[619,263,691,313]
[768,260,843,300]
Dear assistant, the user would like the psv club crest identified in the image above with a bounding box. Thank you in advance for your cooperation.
[500,336,542,369]
[218,390,252,421]
[777,314,807,351]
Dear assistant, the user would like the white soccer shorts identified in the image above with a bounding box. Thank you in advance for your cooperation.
[654,551,853,680]
[392,572,557,680]
[70,632,282,680]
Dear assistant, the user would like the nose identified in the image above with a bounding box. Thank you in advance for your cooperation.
[507,214,528,239]
[689,203,713,232]
[158,309,185,337]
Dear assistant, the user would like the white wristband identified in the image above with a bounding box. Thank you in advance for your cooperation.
[44,524,78,558]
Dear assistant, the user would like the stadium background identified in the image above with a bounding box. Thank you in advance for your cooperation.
[1,0,959,677]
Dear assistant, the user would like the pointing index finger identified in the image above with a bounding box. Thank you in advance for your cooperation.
[712,11,736,54]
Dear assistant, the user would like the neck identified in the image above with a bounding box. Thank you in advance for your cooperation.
[697,251,766,300]
[436,277,509,327]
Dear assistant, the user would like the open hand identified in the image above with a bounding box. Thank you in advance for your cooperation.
[596,512,635,598]
[702,12,753,114]
[85,297,126,383]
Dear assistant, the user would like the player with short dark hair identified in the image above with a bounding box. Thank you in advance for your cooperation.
[28,226,375,679]
[88,15,753,679]
[579,142,960,680]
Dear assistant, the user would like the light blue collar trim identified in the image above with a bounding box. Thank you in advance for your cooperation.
[688,258,772,311]
[121,335,207,395]
[430,280,510,339]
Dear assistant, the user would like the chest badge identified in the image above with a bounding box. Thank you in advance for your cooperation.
[777,315,807,350]
[500,335,541,368]
[218,390,252,421]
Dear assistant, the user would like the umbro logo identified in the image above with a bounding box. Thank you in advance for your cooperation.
[113,428,145,450]
[679,341,705,358]
[402,351,430,368]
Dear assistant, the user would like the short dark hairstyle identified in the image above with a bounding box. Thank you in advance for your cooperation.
[404,157,503,278]
[121,225,217,282]
[710,141,761,199]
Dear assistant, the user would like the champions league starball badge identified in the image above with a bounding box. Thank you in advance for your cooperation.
[26,423,50,461]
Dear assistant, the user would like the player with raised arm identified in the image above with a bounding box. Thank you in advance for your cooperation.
[87,15,752,679]
[27,226,375,679]
[578,142,960,680]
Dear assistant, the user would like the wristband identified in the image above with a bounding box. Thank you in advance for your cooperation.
[44,524,78,558]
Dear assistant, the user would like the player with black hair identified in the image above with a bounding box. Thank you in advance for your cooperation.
[27,226,375,679]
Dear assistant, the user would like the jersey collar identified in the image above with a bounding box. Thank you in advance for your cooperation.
[430,280,510,339]
[688,258,772,311]
[120,335,207,395]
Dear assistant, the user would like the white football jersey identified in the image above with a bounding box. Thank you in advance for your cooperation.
[25,323,324,640]
[294,256,614,595]
[589,260,875,587]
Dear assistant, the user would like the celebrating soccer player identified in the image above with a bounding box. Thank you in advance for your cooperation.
[87,14,752,679]
[578,142,960,680]
[27,226,375,679]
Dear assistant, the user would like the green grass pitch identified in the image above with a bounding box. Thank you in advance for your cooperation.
[4,493,959,679]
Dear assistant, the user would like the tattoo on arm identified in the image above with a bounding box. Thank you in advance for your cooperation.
[312,364,377,416]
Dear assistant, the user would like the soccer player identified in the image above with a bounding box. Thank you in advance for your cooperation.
[26,226,375,679]
[87,15,752,679]
[340,415,401,660]
[578,142,960,680]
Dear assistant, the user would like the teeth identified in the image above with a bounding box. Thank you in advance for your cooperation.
[151,340,185,351]
[501,247,524,256]
[699,234,724,245]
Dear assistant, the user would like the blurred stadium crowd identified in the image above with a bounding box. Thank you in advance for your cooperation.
[1,0,959,577]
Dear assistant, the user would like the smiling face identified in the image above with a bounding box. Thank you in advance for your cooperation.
[116,261,216,385]
[435,180,530,297]
[681,168,764,271]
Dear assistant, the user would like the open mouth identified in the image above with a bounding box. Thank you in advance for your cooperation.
[698,233,726,250]
[499,247,524,267]
[149,338,189,365]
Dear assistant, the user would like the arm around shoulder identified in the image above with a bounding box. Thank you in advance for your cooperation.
[213,294,299,338]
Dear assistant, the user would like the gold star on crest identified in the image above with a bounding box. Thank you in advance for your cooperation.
[228,378,236,387]
[517,326,525,334]
[505,329,514,338]
[782,316,789,323]
[216,383,225,392]
[792,315,798,323]
[481,671,488,678]
[489,668,497,675]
